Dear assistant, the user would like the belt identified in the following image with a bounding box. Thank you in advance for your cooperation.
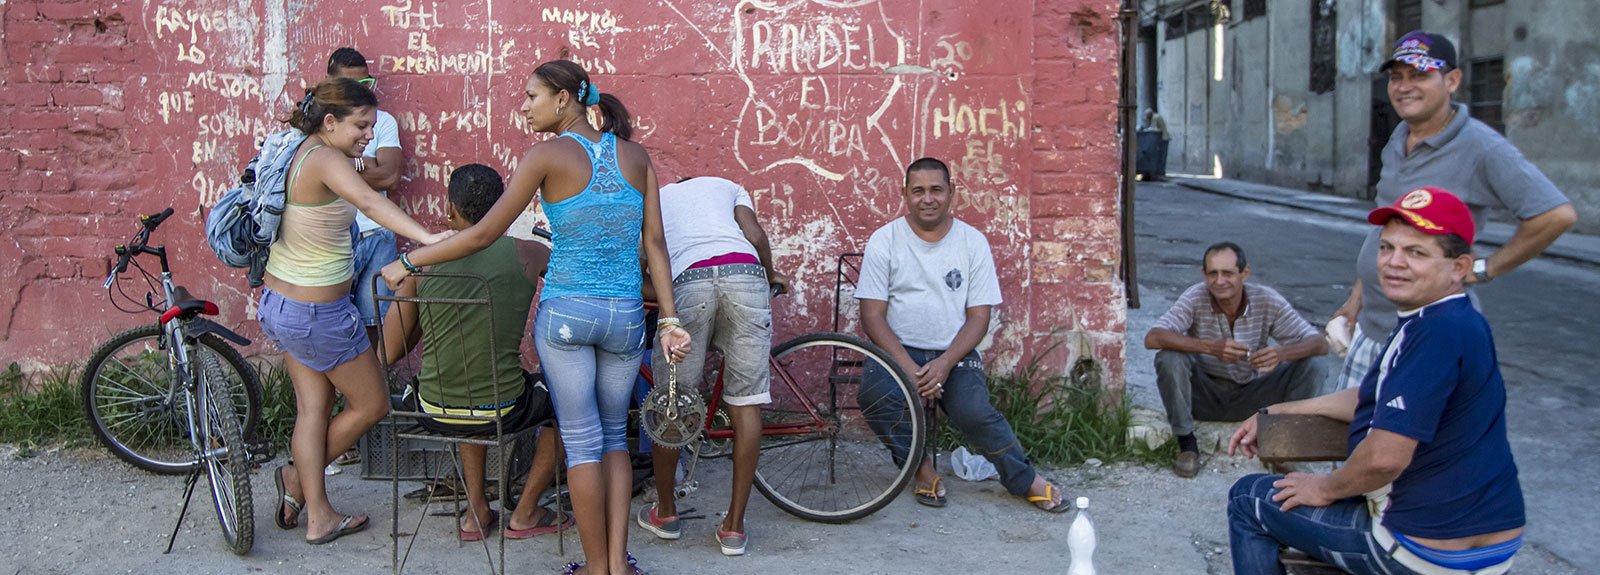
[359,228,387,240]
[1366,494,1515,575]
[672,263,765,286]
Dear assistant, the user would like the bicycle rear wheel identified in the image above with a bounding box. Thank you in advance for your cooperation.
[754,333,925,523]
[198,352,254,555]
[81,324,263,475]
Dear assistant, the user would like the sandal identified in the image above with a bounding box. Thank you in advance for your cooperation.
[460,509,499,542]
[1025,483,1072,513]
[506,506,572,540]
[913,476,947,508]
[274,464,303,530]
[307,514,370,545]
[562,552,644,574]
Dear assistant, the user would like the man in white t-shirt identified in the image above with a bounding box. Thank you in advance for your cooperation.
[856,157,1069,513]
[327,47,404,344]
[637,176,789,557]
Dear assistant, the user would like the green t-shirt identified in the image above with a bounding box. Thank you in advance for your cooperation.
[416,237,536,407]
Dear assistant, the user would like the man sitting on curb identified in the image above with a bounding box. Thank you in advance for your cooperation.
[1227,187,1525,575]
[856,157,1068,513]
[1145,242,1326,478]
[380,164,572,541]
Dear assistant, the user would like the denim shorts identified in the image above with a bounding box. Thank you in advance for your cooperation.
[257,287,371,372]
[350,228,397,326]
[651,264,772,406]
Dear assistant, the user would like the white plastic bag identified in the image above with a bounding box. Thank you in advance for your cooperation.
[1326,315,1352,358]
[950,446,998,481]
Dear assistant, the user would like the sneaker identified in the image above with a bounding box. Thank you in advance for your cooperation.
[717,527,747,557]
[636,503,681,540]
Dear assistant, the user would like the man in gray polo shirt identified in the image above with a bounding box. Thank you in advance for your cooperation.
[1332,31,1575,393]
[1145,242,1327,478]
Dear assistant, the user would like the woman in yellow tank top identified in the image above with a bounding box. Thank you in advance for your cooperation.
[261,78,451,545]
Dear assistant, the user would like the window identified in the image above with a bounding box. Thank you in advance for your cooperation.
[1469,57,1505,133]
[1242,0,1266,21]
[1394,0,1423,36]
[1310,0,1337,93]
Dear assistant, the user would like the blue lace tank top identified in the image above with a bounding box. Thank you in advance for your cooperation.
[540,132,645,301]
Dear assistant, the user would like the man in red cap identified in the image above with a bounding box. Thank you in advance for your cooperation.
[1330,30,1575,396]
[1225,187,1525,575]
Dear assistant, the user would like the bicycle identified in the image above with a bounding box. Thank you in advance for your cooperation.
[81,207,261,555]
[640,312,927,523]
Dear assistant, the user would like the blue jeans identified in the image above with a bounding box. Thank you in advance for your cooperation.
[534,296,645,467]
[1229,473,1417,575]
[860,346,1037,496]
[350,228,397,326]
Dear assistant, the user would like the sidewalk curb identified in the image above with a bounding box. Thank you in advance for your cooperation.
[1170,178,1600,267]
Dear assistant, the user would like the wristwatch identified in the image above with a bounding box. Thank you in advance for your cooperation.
[1472,258,1493,283]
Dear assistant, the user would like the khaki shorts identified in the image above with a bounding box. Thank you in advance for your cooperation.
[652,264,771,406]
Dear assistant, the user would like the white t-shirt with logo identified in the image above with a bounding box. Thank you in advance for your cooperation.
[659,176,760,280]
[854,217,1003,350]
[353,109,402,234]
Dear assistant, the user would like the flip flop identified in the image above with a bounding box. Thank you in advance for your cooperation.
[274,464,302,530]
[333,448,361,466]
[460,509,499,542]
[307,514,370,545]
[913,476,947,508]
[505,506,572,540]
[1025,483,1072,514]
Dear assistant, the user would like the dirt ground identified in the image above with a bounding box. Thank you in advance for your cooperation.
[0,442,1578,574]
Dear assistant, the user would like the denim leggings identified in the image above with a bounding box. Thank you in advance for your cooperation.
[534,296,645,467]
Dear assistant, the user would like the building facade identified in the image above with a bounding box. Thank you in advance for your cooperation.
[0,0,1130,388]
[1138,0,1600,232]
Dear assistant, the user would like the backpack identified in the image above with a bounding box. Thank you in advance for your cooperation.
[204,129,308,287]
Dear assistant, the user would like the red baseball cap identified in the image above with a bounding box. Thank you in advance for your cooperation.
[1367,187,1475,245]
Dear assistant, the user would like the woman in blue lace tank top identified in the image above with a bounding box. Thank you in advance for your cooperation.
[382,60,689,575]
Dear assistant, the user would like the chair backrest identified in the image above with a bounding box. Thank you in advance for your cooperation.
[1257,413,1349,464]
[378,271,506,426]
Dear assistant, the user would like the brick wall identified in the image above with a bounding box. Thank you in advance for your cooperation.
[0,0,1126,390]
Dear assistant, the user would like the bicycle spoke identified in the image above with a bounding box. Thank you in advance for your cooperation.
[103,356,164,392]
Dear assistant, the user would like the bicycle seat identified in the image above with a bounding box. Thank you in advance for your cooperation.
[160,286,219,325]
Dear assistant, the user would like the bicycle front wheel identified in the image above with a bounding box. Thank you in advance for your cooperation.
[754,333,925,523]
[81,324,263,475]
[198,352,254,555]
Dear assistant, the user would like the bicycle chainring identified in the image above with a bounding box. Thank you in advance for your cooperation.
[640,384,707,449]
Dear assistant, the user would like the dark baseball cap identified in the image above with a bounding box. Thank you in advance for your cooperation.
[1379,31,1457,73]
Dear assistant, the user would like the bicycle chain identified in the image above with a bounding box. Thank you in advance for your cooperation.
[641,362,707,449]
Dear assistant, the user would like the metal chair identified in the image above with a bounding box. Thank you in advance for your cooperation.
[374,272,564,575]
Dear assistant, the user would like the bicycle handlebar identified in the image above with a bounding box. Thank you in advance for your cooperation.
[142,207,174,231]
[104,207,175,288]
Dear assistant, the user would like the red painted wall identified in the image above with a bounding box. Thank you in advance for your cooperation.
[0,0,1126,388]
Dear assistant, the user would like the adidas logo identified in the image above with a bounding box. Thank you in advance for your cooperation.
[1386,396,1408,411]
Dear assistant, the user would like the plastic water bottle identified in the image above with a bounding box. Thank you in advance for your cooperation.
[1067,496,1097,575]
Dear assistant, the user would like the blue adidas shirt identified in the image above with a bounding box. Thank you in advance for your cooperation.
[1349,294,1525,539]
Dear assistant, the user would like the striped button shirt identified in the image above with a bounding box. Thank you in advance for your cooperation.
[1153,282,1320,383]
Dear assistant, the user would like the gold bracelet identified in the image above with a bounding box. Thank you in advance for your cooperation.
[656,317,682,329]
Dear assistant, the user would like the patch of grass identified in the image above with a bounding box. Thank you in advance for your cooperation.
[0,364,88,447]
[255,361,298,448]
[933,350,1156,467]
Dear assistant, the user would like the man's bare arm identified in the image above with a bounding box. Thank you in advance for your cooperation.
[1476,204,1576,282]
[359,147,403,192]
